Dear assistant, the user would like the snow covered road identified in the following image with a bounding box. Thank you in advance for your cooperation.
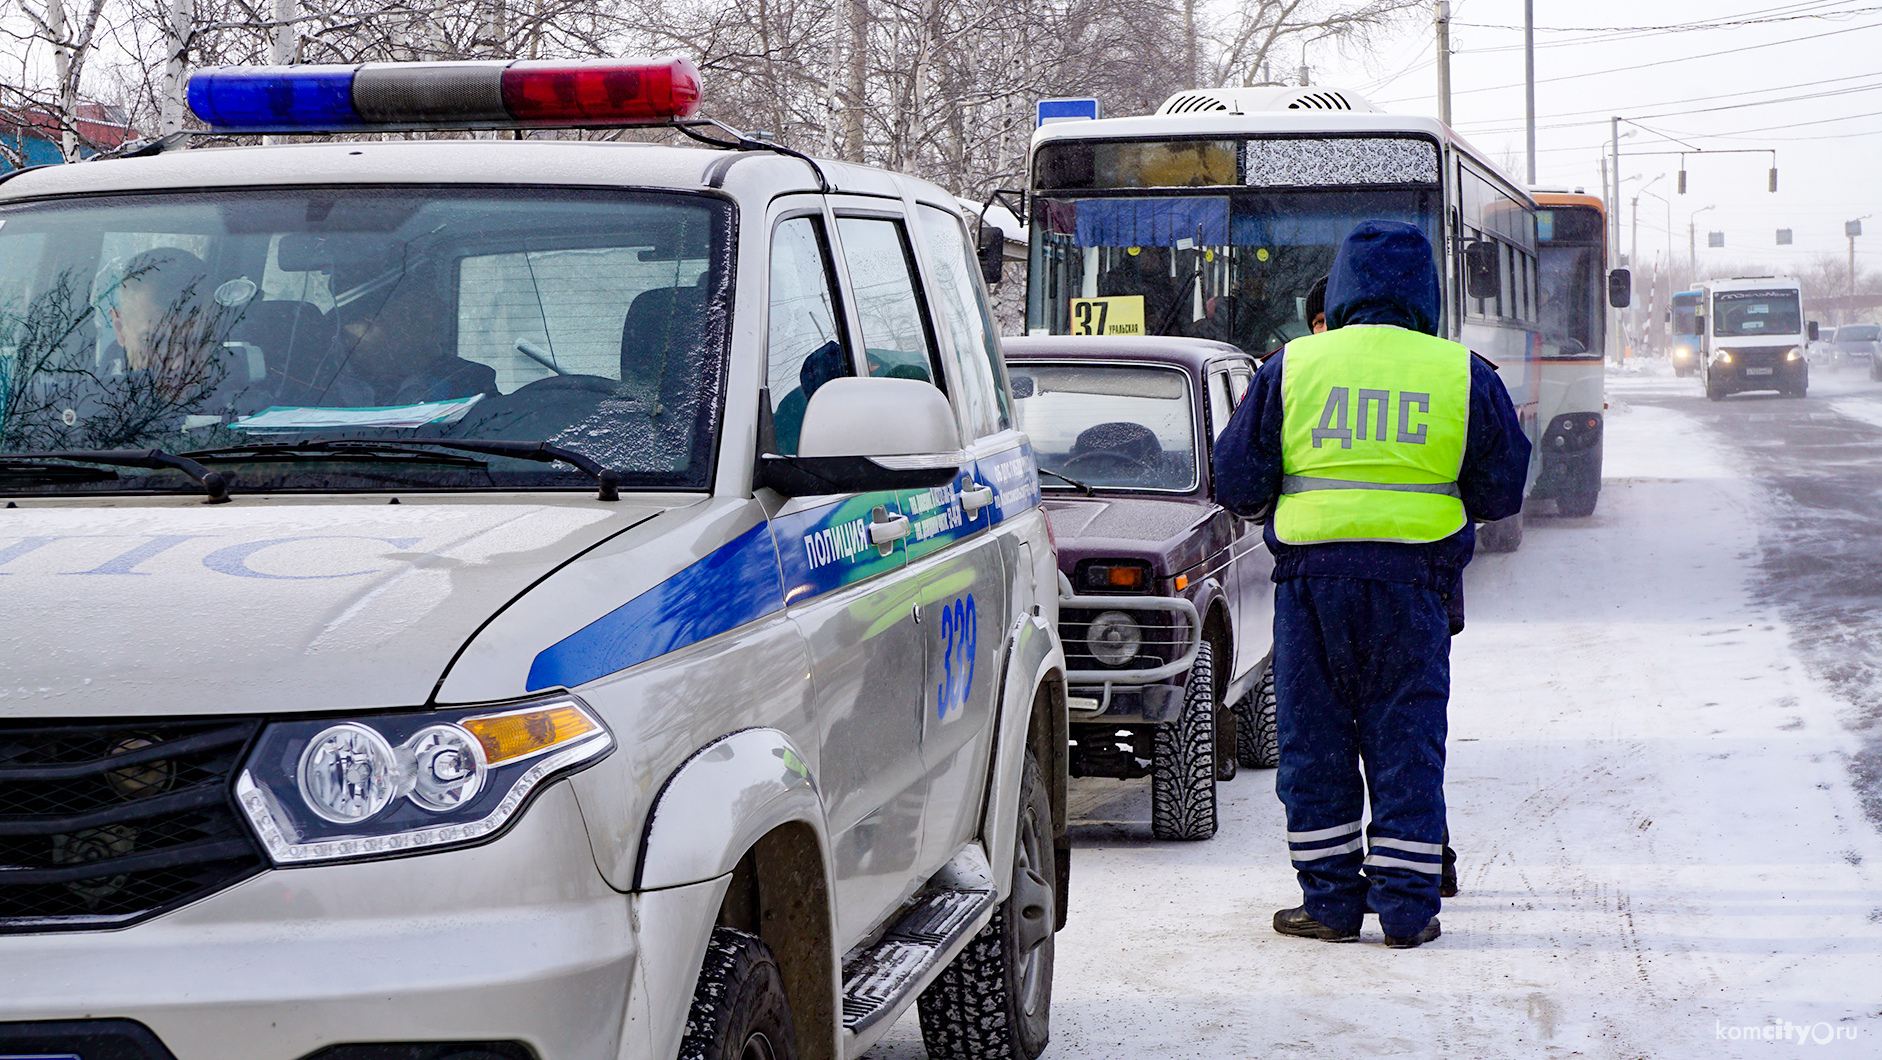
[866,366,1882,1059]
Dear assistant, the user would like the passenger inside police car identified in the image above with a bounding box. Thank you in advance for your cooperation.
[278,265,498,409]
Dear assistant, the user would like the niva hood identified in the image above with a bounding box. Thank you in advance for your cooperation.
[1325,220,1441,336]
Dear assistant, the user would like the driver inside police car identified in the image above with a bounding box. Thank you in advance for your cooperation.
[107,247,225,402]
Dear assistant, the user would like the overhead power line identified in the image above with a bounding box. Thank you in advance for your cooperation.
[1378,17,1882,103]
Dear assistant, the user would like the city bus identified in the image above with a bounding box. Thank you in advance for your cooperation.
[1025,85,1543,550]
[1530,192,1617,518]
[1669,289,1702,376]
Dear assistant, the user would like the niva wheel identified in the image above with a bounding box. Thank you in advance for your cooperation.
[1233,655,1280,769]
[1152,640,1218,840]
[677,928,799,1060]
[919,749,1057,1059]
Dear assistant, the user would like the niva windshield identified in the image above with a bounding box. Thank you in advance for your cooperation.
[1712,289,1801,338]
[1028,188,1440,356]
[0,186,730,495]
[1012,363,1198,492]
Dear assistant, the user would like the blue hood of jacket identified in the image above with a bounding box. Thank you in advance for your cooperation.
[1325,220,1441,336]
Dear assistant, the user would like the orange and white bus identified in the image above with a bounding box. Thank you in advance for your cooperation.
[1529,192,1624,518]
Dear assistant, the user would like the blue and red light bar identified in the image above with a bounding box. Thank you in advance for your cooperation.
[187,58,702,132]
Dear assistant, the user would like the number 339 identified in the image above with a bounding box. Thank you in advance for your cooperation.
[937,594,977,721]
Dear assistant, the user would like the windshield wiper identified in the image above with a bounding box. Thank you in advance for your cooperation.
[2,450,231,502]
[1038,467,1095,496]
[184,439,622,501]
[186,442,490,471]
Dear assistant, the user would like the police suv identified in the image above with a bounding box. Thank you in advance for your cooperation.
[0,59,1068,1060]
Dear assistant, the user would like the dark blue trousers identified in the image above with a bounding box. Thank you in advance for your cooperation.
[1273,576,1449,936]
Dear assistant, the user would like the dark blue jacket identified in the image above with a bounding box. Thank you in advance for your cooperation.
[1213,220,1531,592]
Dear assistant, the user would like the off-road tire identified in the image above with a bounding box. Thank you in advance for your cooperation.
[1151,641,1218,840]
[919,750,1056,1060]
[1233,656,1280,769]
[676,928,799,1060]
[1555,490,1599,518]
[1477,512,1524,554]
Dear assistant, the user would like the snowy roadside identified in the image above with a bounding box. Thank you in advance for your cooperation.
[862,374,1882,1059]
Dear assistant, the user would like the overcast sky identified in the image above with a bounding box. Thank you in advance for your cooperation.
[1303,0,1881,279]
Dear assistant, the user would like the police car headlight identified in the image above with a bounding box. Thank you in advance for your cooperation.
[1087,610,1143,666]
[237,694,612,865]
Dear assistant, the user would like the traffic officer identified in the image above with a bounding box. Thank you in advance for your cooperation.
[1213,220,1529,948]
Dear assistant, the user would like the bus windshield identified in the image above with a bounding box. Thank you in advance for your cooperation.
[1535,204,1603,357]
[1028,187,1441,355]
[1713,289,1802,338]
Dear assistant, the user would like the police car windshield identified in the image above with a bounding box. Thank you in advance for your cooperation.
[0,186,730,495]
[1011,363,1198,492]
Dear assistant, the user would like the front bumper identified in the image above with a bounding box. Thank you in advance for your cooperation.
[1059,577,1200,725]
[1712,353,1806,393]
[0,784,636,1060]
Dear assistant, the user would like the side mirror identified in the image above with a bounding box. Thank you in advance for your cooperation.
[1607,268,1632,308]
[1694,312,1706,335]
[1463,241,1499,299]
[976,223,1005,285]
[1808,320,1820,341]
[757,377,965,497]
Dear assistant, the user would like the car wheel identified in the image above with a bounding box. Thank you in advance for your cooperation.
[1232,654,1279,769]
[1151,640,1218,840]
[677,928,799,1060]
[1556,490,1599,518]
[1706,380,1726,401]
[918,749,1056,1060]
[1477,512,1523,553]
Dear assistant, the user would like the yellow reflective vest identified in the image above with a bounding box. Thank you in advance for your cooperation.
[1274,325,1471,545]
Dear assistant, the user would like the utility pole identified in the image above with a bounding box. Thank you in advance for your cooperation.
[1848,217,1869,298]
[1435,1,1452,127]
[1524,0,1536,184]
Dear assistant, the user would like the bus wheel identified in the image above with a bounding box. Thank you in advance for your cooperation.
[1556,491,1598,518]
[1477,513,1523,553]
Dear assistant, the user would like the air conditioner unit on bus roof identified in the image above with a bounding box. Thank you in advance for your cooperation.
[1156,86,1381,116]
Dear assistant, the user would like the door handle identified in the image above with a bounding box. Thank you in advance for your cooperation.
[869,507,910,553]
[960,482,994,516]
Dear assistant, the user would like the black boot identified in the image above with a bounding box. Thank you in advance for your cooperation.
[1272,906,1359,942]
[1383,917,1441,949]
[1440,844,1459,898]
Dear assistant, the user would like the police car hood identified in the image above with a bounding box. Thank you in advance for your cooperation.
[0,499,674,717]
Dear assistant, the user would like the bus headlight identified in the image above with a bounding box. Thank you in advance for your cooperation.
[238,694,612,864]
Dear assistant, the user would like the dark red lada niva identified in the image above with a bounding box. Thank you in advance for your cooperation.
[1005,336,1277,841]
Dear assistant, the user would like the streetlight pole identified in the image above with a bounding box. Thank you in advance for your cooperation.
[1689,204,1716,275]
[1524,0,1536,184]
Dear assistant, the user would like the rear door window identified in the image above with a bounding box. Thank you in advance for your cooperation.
[915,205,1012,440]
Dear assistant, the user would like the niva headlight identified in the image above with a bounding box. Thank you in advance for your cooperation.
[236,694,612,865]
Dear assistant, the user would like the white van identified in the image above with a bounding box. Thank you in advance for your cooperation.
[1695,276,1814,400]
[0,59,1067,1060]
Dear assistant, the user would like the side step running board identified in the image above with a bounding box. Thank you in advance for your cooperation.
[840,845,997,1036]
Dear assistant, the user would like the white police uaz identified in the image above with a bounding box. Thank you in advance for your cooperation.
[0,59,1067,1060]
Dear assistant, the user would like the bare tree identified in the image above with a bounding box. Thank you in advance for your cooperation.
[1205,0,1421,90]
